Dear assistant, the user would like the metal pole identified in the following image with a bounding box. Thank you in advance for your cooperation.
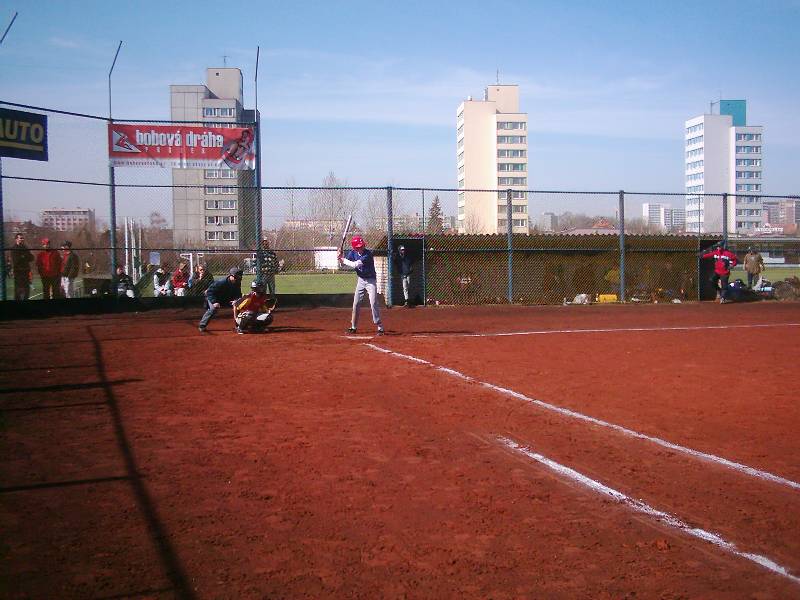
[0,158,6,301]
[421,189,426,307]
[0,11,18,46]
[618,190,626,302]
[254,46,264,277]
[507,188,513,303]
[124,217,130,277]
[386,186,394,308]
[722,192,729,244]
[108,40,122,280]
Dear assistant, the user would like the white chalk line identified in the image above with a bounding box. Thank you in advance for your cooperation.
[411,322,800,338]
[365,343,800,492]
[499,437,800,586]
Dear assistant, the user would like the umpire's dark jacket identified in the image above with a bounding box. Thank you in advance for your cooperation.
[206,277,242,305]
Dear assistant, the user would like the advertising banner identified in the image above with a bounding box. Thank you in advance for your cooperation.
[108,124,255,169]
[0,108,48,161]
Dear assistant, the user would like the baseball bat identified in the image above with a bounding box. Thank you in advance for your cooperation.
[338,214,354,254]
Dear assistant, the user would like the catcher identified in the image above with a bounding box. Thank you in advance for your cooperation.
[233,281,276,334]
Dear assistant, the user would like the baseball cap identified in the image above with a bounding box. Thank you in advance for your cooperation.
[41,237,50,244]
[398,245,405,251]
[229,267,243,277]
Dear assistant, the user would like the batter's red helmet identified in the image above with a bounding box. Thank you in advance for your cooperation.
[351,235,365,249]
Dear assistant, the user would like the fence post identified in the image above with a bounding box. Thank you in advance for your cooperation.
[507,188,513,303]
[421,189,426,308]
[254,115,264,277]
[618,190,626,303]
[0,157,6,301]
[722,192,729,244]
[109,154,118,281]
[386,186,394,308]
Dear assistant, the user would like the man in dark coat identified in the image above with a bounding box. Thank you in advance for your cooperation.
[10,233,34,301]
[198,267,243,332]
[60,241,80,298]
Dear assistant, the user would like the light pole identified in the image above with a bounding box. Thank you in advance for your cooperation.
[0,11,19,301]
[108,41,122,280]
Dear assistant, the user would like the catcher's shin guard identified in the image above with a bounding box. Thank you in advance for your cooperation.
[237,310,273,333]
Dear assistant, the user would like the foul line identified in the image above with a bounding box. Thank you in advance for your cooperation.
[365,343,800,492]
[411,322,800,338]
[499,437,800,586]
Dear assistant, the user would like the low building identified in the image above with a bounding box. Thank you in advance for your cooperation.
[40,208,96,232]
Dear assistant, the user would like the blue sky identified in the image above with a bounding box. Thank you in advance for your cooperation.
[1,0,799,223]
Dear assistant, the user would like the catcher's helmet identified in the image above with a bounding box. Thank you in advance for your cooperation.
[251,280,265,292]
[351,235,365,249]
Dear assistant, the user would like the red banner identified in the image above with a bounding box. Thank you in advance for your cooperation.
[108,124,255,169]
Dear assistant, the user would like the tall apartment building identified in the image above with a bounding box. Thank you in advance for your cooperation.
[170,68,257,249]
[40,208,96,232]
[684,100,764,235]
[642,203,686,232]
[456,85,528,234]
[762,198,797,226]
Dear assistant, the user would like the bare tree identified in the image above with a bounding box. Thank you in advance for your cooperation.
[462,212,485,234]
[306,172,360,245]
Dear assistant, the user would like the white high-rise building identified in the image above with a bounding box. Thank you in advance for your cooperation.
[684,100,764,235]
[170,68,257,249]
[641,203,685,232]
[456,85,528,234]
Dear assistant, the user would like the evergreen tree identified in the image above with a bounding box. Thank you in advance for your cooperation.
[427,194,444,234]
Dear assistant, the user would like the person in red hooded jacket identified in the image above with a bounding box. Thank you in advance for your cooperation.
[702,241,738,303]
[36,238,62,299]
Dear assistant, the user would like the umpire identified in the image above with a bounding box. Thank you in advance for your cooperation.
[198,267,243,332]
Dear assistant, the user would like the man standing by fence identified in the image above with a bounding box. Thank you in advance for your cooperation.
[744,247,764,288]
[60,241,80,299]
[257,239,280,299]
[36,238,62,300]
[10,233,34,301]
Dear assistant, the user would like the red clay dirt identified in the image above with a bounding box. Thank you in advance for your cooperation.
[1,301,799,599]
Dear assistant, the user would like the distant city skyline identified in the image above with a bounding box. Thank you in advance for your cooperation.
[1,0,798,225]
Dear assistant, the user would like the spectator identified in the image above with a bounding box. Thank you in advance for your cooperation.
[743,247,764,288]
[392,244,414,307]
[60,241,80,298]
[198,267,243,333]
[10,233,34,301]
[36,238,62,299]
[153,265,172,297]
[188,264,214,296]
[113,265,136,298]
[172,261,190,297]
[702,242,738,303]
[257,239,280,298]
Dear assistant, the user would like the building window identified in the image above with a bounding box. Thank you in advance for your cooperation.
[457,125,464,136]
[736,171,761,179]
[686,148,703,159]
[686,123,704,134]
[686,173,703,183]
[736,133,761,141]
[497,191,527,200]
[205,185,221,195]
[736,146,762,154]
[736,184,761,192]
[498,163,526,171]
[205,199,237,210]
[513,219,527,227]
[686,160,704,170]
[457,139,464,150]
[458,178,465,188]
[498,149,527,158]
[457,151,464,163]
[512,205,526,214]
[497,135,526,144]
[686,135,703,147]
[497,121,526,130]
[458,165,464,175]
[205,169,220,179]
[219,108,235,117]
[458,205,465,215]
[736,158,761,166]
[207,215,238,225]
[498,177,527,186]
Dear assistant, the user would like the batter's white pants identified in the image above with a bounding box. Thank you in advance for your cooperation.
[351,277,382,329]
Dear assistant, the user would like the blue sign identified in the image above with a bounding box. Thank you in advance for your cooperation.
[0,108,49,161]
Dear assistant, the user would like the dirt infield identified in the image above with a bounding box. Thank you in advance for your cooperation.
[1,302,799,598]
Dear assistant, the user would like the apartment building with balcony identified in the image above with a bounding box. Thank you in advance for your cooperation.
[456,85,529,234]
[170,68,258,249]
[684,100,764,235]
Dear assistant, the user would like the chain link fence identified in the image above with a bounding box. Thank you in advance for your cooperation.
[2,102,799,305]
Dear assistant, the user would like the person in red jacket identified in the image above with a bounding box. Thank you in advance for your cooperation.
[702,242,738,303]
[36,238,62,300]
[172,261,190,297]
